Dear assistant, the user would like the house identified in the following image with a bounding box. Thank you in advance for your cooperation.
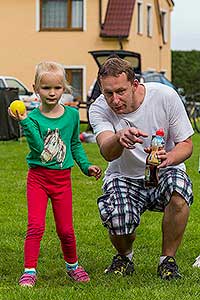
[0,0,174,120]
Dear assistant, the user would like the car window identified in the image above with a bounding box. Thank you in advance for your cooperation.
[95,55,140,70]
[143,73,176,90]
[0,79,5,88]
[145,74,161,82]
[5,79,27,95]
[96,56,110,66]
[124,56,140,69]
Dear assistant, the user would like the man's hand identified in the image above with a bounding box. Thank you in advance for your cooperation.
[144,147,168,168]
[117,127,148,149]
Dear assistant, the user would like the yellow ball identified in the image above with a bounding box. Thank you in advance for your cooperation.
[10,100,26,115]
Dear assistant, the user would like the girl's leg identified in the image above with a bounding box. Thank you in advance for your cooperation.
[50,169,78,264]
[49,169,90,282]
[24,168,48,268]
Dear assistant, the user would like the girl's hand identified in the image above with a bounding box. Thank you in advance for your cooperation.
[88,165,102,180]
[8,107,27,121]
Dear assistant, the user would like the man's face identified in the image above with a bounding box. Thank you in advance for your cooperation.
[100,72,138,114]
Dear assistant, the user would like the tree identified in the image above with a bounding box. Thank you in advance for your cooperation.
[172,50,200,98]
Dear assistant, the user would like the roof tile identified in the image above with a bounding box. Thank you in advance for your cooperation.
[100,0,136,38]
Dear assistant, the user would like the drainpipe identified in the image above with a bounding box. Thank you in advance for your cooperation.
[159,45,162,71]
[118,37,123,50]
[99,0,103,28]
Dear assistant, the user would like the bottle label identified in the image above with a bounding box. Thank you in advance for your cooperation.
[147,135,164,166]
[147,150,160,165]
[144,129,164,188]
[145,165,151,181]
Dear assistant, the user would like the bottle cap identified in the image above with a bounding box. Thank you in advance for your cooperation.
[156,128,164,136]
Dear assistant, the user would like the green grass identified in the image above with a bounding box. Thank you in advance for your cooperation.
[0,133,200,299]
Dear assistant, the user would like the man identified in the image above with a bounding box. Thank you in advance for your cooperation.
[89,57,193,280]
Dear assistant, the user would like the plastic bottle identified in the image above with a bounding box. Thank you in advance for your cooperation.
[145,128,165,187]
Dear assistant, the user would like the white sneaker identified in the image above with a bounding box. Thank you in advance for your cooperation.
[193,255,200,267]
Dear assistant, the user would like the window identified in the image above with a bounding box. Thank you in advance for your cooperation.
[0,79,5,88]
[147,5,152,37]
[40,0,83,31]
[65,68,83,101]
[137,1,143,34]
[6,79,28,95]
[160,10,168,43]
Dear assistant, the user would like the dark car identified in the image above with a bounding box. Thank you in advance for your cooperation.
[140,71,185,104]
[88,50,141,73]
[140,71,177,90]
[87,50,181,105]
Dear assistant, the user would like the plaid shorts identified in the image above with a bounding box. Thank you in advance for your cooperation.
[97,168,193,235]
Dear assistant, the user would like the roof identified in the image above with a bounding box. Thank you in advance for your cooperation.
[100,0,136,38]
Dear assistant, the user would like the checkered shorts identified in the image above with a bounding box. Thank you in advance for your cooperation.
[97,168,193,235]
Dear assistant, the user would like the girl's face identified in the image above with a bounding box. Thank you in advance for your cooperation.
[35,72,65,106]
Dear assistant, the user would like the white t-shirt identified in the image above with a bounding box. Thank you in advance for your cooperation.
[89,82,194,182]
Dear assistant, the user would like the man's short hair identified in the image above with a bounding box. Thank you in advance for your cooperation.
[97,57,135,86]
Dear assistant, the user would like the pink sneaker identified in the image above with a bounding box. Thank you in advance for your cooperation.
[19,273,37,287]
[67,266,90,282]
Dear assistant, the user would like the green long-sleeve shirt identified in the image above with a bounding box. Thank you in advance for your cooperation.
[20,106,92,175]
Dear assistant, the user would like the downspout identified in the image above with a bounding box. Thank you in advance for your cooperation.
[118,37,123,50]
[99,0,103,29]
[154,0,163,71]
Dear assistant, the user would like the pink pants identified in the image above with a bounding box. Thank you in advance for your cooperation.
[24,167,78,268]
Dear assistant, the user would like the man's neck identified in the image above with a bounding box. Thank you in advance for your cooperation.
[132,84,145,111]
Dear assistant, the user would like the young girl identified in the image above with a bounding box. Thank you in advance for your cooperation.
[8,61,101,287]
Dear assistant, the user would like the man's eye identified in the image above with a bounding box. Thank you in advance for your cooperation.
[105,92,113,97]
[117,90,125,95]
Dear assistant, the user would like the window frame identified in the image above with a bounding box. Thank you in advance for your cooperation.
[137,1,143,35]
[160,10,168,43]
[39,0,84,32]
[147,4,153,37]
[64,65,86,102]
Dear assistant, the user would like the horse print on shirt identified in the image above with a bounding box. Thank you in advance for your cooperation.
[40,128,66,167]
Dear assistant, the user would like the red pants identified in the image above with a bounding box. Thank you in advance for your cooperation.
[24,167,78,268]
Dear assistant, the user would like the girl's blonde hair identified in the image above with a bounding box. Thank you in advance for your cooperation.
[34,61,72,93]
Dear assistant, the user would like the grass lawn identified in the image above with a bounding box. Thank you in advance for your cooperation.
[0,132,200,300]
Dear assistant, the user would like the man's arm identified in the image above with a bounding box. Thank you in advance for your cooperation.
[97,128,148,162]
[158,137,193,168]
[97,131,124,161]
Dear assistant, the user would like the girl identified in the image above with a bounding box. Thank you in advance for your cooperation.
[8,61,101,287]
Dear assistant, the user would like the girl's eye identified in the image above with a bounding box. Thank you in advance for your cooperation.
[41,86,63,90]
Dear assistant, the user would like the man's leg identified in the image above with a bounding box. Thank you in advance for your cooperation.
[162,191,189,256]
[99,177,147,276]
[158,191,190,280]
[109,232,136,256]
[104,233,136,275]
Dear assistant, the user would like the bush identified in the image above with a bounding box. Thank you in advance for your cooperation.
[172,50,200,96]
